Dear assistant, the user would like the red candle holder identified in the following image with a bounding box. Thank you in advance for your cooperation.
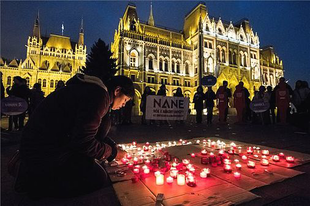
[191,153,196,158]
[219,150,224,156]
[186,175,196,187]
[228,149,235,155]
[145,142,150,146]
[234,172,241,179]
[236,163,242,170]
[247,161,256,168]
[182,159,190,165]
[121,158,129,164]
[262,150,269,156]
[224,164,232,173]
[241,155,248,161]
[201,157,209,165]
[128,163,133,168]
[201,149,208,155]
[126,153,132,159]
[132,142,137,146]
[166,176,174,184]
[260,159,269,166]
[286,156,295,163]
[279,152,285,159]
[247,147,253,154]
[272,155,280,162]
[170,169,178,178]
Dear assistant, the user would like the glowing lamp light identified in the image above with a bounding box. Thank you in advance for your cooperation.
[260,159,269,166]
[272,155,280,162]
[191,153,196,158]
[156,174,164,185]
[236,163,242,169]
[262,150,270,156]
[286,156,295,163]
[201,149,208,155]
[166,176,174,184]
[247,161,256,168]
[182,159,190,165]
[177,174,186,186]
[224,164,232,173]
[234,172,241,179]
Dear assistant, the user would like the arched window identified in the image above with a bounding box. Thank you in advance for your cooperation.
[209,42,212,49]
[50,80,54,88]
[222,49,226,63]
[148,56,153,70]
[164,60,168,72]
[130,19,136,31]
[218,28,223,35]
[229,50,233,64]
[240,35,244,41]
[7,76,11,86]
[43,79,46,88]
[159,59,163,71]
[171,61,175,73]
[26,77,30,87]
[176,62,180,73]
[185,62,189,75]
[243,54,247,67]
[233,52,237,65]
[55,80,58,87]
[217,48,220,62]
[130,51,137,67]
[38,78,42,85]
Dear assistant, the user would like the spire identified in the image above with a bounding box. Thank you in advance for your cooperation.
[32,11,40,38]
[78,18,84,46]
[61,22,65,36]
[148,2,154,26]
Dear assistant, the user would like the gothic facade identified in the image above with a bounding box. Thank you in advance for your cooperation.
[111,3,284,114]
[0,14,86,96]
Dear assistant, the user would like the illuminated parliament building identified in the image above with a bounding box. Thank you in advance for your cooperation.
[0,14,86,96]
[111,3,284,114]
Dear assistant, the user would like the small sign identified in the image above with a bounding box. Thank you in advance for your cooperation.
[201,75,217,87]
[1,96,28,115]
[250,99,270,113]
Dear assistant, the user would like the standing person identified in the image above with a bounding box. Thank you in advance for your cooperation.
[157,84,167,125]
[266,86,276,124]
[29,83,45,117]
[216,81,231,123]
[16,74,134,198]
[140,86,152,125]
[276,80,290,124]
[55,80,65,91]
[174,87,185,124]
[292,80,303,112]
[253,86,269,125]
[205,87,216,125]
[193,86,204,124]
[6,76,31,130]
[0,72,4,99]
[233,82,246,123]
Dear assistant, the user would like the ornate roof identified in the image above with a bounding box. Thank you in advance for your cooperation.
[46,34,73,50]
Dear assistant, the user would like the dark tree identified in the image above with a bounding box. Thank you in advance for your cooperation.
[82,38,117,83]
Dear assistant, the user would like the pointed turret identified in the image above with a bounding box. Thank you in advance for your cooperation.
[148,2,154,26]
[32,11,40,39]
[78,18,84,46]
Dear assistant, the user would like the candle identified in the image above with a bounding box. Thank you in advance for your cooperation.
[201,157,209,165]
[170,169,178,178]
[133,168,140,174]
[146,142,150,146]
[230,142,237,148]
[262,150,270,156]
[191,153,196,158]
[143,146,149,151]
[234,172,241,179]
[182,159,190,165]
[133,157,138,164]
[247,147,253,154]
[211,141,216,148]
[219,150,224,156]
[144,168,150,174]
[272,155,280,162]
[238,146,242,153]
[166,176,174,184]
[188,167,195,173]
[186,175,196,187]
[156,174,164,185]
[286,156,295,163]
[224,164,232,173]
[209,152,214,157]
[202,168,211,176]
[177,174,185,186]
[144,159,151,165]
[236,163,242,169]
[228,149,234,155]
[154,171,161,176]
[200,171,207,178]
[261,159,269,166]
[247,161,256,168]
[128,163,133,168]
[126,153,132,159]
[172,162,178,167]
[223,159,231,165]
[121,158,128,164]
[132,141,136,146]
[241,155,248,161]
[201,149,208,155]
[279,152,285,159]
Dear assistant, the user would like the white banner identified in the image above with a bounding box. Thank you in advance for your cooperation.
[145,96,189,120]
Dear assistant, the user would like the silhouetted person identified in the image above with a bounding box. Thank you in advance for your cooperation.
[140,86,152,125]
[253,86,269,125]
[29,83,45,117]
[157,84,167,125]
[16,74,134,198]
[266,86,276,124]
[216,81,231,123]
[6,76,31,130]
[193,86,204,124]
[205,87,216,125]
[55,80,65,91]
[234,82,247,123]
[122,99,134,125]
[174,87,185,124]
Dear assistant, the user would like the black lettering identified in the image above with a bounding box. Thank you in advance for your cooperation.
[154,99,161,108]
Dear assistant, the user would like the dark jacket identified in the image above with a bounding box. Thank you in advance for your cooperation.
[193,92,204,110]
[20,74,113,168]
[7,84,31,102]
[29,89,45,115]
[205,90,216,107]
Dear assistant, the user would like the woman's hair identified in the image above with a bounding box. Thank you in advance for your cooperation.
[106,76,135,98]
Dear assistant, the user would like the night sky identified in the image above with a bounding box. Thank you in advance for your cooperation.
[1,1,310,88]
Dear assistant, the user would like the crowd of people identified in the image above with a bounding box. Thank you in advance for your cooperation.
[139,78,310,129]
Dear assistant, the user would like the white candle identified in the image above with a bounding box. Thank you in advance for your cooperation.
[177,174,185,185]
[156,174,164,185]
[166,176,173,184]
